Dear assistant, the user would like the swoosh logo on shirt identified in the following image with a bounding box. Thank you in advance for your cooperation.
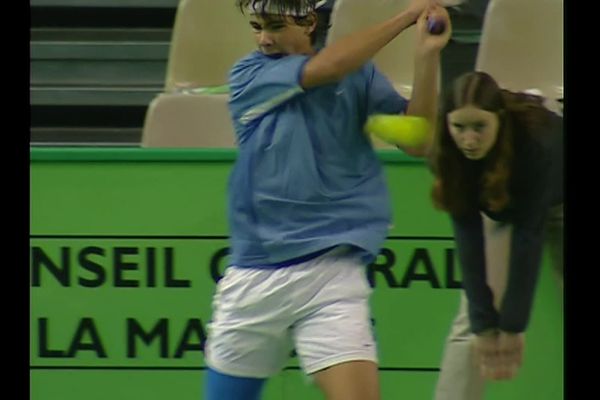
[239,86,304,125]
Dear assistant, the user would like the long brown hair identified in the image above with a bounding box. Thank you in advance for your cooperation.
[430,72,550,216]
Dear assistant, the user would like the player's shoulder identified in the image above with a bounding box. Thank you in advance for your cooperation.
[230,51,266,75]
[227,52,267,94]
[229,51,298,85]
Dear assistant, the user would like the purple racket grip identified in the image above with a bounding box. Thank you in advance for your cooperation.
[427,17,445,35]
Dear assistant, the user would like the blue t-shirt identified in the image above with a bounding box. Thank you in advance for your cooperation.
[227,51,408,267]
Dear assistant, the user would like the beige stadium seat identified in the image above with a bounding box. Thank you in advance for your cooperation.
[141,93,237,148]
[475,0,563,105]
[164,0,257,91]
[327,0,419,100]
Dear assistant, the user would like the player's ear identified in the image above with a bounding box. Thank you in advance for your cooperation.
[306,12,317,35]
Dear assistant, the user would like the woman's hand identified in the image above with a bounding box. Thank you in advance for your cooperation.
[472,329,525,380]
[496,331,525,379]
[472,329,500,380]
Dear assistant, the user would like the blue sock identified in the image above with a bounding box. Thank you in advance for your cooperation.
[204,367,267,400]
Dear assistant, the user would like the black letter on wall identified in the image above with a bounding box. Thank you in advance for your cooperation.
[67,318,107,358]
[174,319,207,358]
[79,247,106,287]
[127,318,169,358]
[210,248,231,284]
[31,247,70,287]
[400,248,441,288]
[367,248,398,288]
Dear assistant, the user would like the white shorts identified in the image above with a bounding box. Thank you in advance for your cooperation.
[204,246,377,378]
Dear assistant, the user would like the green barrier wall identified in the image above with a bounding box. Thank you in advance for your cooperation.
[30,148,563,400]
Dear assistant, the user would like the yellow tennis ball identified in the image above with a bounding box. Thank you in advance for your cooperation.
[365,114,430,147]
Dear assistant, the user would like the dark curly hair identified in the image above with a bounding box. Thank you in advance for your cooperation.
[235,0,329,45]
